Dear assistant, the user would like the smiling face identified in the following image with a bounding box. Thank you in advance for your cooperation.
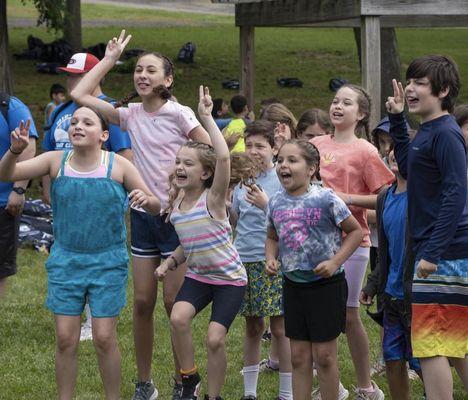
[174,146,213,190]
[245,134,274,171]
[68,107,108,148]
[133,54,173,98]
[405,77,448,121]
[276,143,315,196]
[329,86,364,131]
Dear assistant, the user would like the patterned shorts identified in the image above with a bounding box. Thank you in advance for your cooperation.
[239,260,283,317]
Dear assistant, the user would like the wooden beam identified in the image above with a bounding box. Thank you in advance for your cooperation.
[361,16,381,130]
[362,0,468,15]
[240,25,255,110]
[235,0,361,27]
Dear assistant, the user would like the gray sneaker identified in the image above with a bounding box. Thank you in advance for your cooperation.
[132,380,159,400]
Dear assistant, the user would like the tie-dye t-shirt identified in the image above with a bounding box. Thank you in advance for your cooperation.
[268,184,351,280]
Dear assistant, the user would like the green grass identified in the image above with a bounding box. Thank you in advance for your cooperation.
[2,2,468,398]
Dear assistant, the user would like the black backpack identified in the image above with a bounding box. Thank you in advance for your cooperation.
[0,92,10,122]
[177,42,196,64]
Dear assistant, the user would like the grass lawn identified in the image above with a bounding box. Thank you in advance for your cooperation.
[1,1,467,399]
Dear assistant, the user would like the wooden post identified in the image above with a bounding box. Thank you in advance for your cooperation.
[361,16,381,130]
[240,25,255,110]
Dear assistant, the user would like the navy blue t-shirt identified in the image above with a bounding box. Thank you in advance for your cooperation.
[389,112,468,263]
[42,96,131,153]
[383,186,407,299]
[0,97,38,207]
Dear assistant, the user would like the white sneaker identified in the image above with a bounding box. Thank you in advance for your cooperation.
[312,381,349,400]
[79,324,93,341]
[353,381,385,400]
[370,359,386,377]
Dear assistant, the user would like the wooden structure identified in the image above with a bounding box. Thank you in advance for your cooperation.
[212,0,468,127]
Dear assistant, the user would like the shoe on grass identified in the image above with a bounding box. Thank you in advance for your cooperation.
[180,372,201,400]
[79,324,93,341]
[353,381,384,400]
[258,358,279,373]
[312,381,349,400]
[132,380,158,400]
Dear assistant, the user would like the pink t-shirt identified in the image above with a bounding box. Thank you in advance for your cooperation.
[119,100,200,209]
[312,134,395,246]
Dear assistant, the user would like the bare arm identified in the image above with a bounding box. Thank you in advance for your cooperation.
[198,86,231,219]
[265,226,280,275]
[70,30,132,125]
[188,125,211,145]
[119,156,160,215]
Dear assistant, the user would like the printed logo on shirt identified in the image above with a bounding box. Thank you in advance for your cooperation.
[322,153,336,165]
[412,146,420,150]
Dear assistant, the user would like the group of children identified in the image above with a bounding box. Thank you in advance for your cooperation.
[1,29,467,400]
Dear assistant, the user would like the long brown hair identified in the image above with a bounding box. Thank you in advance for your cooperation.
[338,84,371,141]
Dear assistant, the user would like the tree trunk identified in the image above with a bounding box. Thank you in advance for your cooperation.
[0,0,14,94]
[354,27,402,117]
[63,0,82,52]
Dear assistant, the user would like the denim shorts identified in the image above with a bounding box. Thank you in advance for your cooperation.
[130,209,180,259]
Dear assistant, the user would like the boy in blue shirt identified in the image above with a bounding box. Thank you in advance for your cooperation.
[231,120,292,400]
[386,55,468,400]
[0,96,37,299]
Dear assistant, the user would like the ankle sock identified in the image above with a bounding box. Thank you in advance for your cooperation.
[268,357,279,369]
[243,364,259,397]
[278,372,292,400]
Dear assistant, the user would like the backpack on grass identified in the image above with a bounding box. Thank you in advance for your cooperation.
[177,42,196,63]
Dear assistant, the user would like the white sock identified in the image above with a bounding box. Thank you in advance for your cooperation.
[278,372,292,400]
[243,364,260,397]
[84,303,92,327]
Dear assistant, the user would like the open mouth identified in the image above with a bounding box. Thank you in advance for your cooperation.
[406,96,419,107]
[331,111,344,118]
[72,133,85,138]
[137,82,151,90]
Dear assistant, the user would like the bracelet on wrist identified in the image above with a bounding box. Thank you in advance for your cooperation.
[9,147,22,155]
[168,255,178,271]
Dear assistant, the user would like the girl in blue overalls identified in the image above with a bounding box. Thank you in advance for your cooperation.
[0,107,160,400]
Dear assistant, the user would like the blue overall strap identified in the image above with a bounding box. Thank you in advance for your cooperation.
[106,151,115,179]
[57,150,73,177]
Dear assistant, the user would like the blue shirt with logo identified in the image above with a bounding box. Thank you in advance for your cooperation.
[42,95,131,152]
[0,97,39,207]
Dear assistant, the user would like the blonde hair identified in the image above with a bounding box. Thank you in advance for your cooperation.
[260,103,298,138]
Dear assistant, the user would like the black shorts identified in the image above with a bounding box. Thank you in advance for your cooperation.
[175,277,246,330]
[130,209,180,259]
[0,207,20,279]
[283,272,347,342]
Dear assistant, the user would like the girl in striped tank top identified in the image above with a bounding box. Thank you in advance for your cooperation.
[155,86,247,400]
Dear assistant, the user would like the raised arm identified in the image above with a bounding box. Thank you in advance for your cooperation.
[0,121,54,182]
[198,86,231,218]
[386,79,410,179]
[70,30,132,126]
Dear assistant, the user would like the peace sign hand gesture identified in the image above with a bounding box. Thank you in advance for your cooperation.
[198,85,213,118]
[105,30,132,63]
[386,79,405,114]
[10,119,30,154]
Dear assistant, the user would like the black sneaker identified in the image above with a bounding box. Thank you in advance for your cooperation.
[180,372,201,400]
[241,396,257,400]
[171,377,183,400]
[204,396,223,400]
[132,380,158,400]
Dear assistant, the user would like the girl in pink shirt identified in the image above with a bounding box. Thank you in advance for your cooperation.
[311,84,394,399]
[71,31,210,399]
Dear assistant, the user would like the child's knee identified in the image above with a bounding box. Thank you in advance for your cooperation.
[270,322,286,339]
[245,318,264,338]
[56,331,79,353]
[133,296,156,316]
[170,311,190,332]
[313,347,335,370]
[206,331,225,353]
[291,348,312,368]
[92,330,117,352]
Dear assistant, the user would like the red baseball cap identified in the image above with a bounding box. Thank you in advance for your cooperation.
[59,53,100,74]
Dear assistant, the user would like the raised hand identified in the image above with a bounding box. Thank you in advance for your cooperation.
[10,119,30,154]
[105,30,132,62]
[386,79,405,114]
[274,122,288,149]
[198,85,213,118]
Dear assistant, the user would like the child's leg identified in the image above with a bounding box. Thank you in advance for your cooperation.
[386,360,410,400]
[54,315,81,400]
[343,248,373,388]
[206,321,228,397]
[450,356,468,390]
[163,261,187,382]
[243,316,264,396]
[270,315,292,399]
[290,339,313,400]
[312,339,339,400]
[92,317,121,400]
[420,356,453,400]
[132,255,159,382]
[170,301,197,370]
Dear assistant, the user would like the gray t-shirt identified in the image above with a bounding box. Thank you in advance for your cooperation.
[233,167,281,262]
[268,184,351,280]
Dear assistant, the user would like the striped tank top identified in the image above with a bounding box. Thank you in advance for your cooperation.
[170,190,246,286]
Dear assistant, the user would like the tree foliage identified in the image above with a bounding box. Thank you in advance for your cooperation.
[23,0,66,32]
